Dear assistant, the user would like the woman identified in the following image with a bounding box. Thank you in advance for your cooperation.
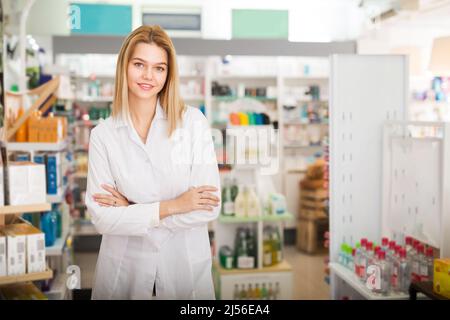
[85,25,221,300]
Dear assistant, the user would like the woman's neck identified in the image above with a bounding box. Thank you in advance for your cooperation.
[129,94,157,125]
[129,94,158,142]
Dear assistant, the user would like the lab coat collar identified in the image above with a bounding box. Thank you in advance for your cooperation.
[113,98,167,129]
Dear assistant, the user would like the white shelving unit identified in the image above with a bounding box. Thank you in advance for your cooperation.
[329,54,411,300]
[7,140,68,153]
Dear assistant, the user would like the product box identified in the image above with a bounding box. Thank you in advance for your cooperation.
[4,223,46,273]
[45,152,61,195]
[3,226,27,276]
[433,258,450,299]
[8,161,46,205]
[0,230,6,276]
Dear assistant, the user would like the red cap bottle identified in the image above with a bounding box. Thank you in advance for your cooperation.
[382,237,389,247]
[426,247,433,257]
[389,241,396,250]
[405,236,412,246]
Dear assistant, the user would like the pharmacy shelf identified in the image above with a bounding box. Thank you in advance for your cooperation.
[218,212,294,224]
[0,203,51,215]
[212,75,277,81]
[6,140,68,152]
[283,76,328,82]
[283,144,324,150]
[212,96,277,102]
[283,121,328,126]
[214,259,292,275]
[329,263,412,300]
[0,268,53,286]
[46,230,70,256]
[183,95,205,101]
[75,96,113,103]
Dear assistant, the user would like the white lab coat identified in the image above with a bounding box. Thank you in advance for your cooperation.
[85,100,221,300]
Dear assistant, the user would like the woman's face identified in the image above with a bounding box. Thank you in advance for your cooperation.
[127,42,168,101]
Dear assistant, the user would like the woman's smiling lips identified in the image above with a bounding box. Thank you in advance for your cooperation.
[138,83,154,91]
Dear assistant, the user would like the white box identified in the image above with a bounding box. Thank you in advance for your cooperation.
[4,223,46,274]
[8,162,46,205]
[0,231,6,276]
[3,226,26,276]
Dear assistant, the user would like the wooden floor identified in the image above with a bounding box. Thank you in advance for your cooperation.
[74,245,330,300]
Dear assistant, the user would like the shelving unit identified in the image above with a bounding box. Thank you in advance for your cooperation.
[218,212,294,224]
[45,229,70,256]
[0,203,51,215]
[6,140,68,152]
[0,268,54,286]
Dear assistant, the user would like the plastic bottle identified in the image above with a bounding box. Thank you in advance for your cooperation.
[349,248,356,271]
[233,284,240,300]
[254,283,261,300]
[405,236,413,255]
[272,227,283,265]
[15,106,28,142]
[390,246,401,290]
[221,177,235,216]
[247,284,254,299]
[234,185,248,218]
[412,244,425,282]
[387,241,396,263]
[261,283,268,300]
[40,212,56,246]
[268,283,274,300]
[247,186,261,217]
[240,284,247,300]
[381,237,389,252]
[274,282,280,300]
[410,241,419,282]
[421,247,434,282]
[358,238,368,281]
[363,242,374,282]
[263,226,273,267]
[374,251,391,295]
[353,243,362,276]
[339,243,347,266]
[397,248,411,293]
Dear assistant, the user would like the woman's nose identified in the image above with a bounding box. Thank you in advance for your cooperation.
[142,67,153,80]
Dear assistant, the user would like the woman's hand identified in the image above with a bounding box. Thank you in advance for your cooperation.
[93,184,130,207]
[162,186,220,217]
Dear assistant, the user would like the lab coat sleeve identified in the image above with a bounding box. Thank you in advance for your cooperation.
[160,111,221,230]
[85,127,160,236]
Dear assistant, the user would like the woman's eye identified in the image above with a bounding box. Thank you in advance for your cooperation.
[134,63,144,68]
[156,67,165,72]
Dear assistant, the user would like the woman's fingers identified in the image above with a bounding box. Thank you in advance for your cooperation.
[101,184,126,200]
[195,185,218,193]
[196,205,213,211]
[93,194,116,206]
[198,199,219,206]
[200,192,219,202]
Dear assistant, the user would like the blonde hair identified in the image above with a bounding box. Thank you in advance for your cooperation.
[112,25,185,136]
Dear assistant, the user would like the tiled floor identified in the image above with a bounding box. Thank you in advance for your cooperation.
[74,245,330,299]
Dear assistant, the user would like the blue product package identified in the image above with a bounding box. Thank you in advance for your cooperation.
[33,152,45,164]
[41,212,56,246]
[46,152,59,195]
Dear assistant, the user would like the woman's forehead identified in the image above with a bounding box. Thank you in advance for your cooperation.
[131,42,168,64]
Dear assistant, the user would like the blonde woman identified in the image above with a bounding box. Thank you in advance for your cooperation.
[85,25,221,300]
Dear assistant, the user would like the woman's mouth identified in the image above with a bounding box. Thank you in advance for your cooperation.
[138,83,154,91]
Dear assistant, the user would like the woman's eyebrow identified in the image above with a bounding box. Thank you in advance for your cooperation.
[131,57,167,66]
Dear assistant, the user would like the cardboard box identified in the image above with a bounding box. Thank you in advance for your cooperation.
[0,230,6,276]
[3,223,46,274]
[3,226,26,276]
[433,258,450,299]
[8,162,46,205]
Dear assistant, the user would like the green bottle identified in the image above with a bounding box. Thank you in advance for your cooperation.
[221,177,234,216]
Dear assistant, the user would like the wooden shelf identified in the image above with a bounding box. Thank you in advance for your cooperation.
[0,203,51,215]
[214,260,292,275]
[218,212,294,223]
[0,268,53,286]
